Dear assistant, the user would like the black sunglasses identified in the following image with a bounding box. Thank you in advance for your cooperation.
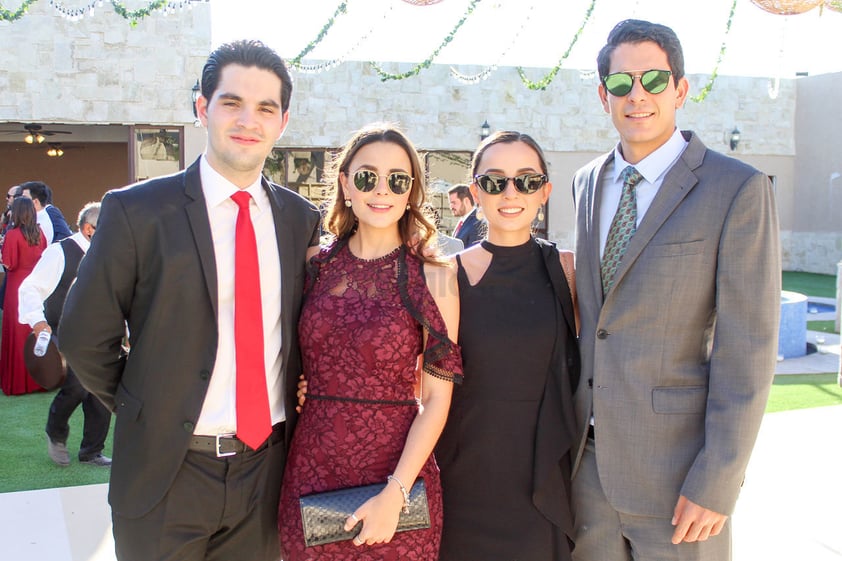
[602,69,672,97]
[474,173,548,195]
[351,170,413,195]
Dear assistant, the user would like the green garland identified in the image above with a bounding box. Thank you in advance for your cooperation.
[369,0,482,81]
[691,0,737,102]
[289,1,348,67]
[515,0,596,91]
[0,0,38,21]
[110,0,168,25]
[0,0,197,23]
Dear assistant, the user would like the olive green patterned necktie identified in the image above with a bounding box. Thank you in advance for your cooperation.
[601,166,643,296]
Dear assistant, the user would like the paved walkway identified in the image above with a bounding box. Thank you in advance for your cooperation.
[2,345,840,560]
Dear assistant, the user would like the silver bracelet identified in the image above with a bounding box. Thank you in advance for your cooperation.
[387,474,410,514]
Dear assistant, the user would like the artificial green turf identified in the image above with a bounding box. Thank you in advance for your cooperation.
[807,320,839,334]
[0,390,114,493]
[782,271,836,298]
[766,373,842,413]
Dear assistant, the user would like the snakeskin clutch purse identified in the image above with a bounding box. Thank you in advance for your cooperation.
[299,478,430,547]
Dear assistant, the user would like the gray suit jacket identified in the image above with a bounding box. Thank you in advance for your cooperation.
[571,131,780,517]
[59,159,321,518]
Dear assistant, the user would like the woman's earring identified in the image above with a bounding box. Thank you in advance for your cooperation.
[476,206,484,221]
[406,204,411,210]
[344,199,352,208]
[537,205,545,222]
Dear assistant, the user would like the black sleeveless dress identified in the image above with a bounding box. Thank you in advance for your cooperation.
[436,238,576,561]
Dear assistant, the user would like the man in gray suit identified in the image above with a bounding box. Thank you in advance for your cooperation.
[60,40,320,560]
[571,20,780,561]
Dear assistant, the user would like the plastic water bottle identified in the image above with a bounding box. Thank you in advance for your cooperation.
[33,331,51,357]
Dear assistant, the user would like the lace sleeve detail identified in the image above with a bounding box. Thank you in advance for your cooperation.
[397,247,464,384]
[304,238,343,293]
[422,328,463,384]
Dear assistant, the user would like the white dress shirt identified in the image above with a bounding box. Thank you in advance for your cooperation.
[18,231,89,328]
[598,128,689,257]
[195,155,285,436]
[35,207,54,245]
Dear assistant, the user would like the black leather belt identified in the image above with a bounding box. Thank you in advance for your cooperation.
[587,425,595,441]
[189,422,285,457]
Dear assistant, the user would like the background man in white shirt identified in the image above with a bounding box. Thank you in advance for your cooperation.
[19,202,111,467]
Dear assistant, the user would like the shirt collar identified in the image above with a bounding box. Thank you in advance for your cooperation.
[611,128,688,185]
[71,230,91,252]
[200,155,267,210]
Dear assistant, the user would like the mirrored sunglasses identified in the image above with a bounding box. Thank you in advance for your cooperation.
[602,69,672,97]
[352,170,413,195]
[474,173,548,195]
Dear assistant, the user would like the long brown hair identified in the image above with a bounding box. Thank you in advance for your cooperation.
[324,123,441,264]
[11,197,41,247]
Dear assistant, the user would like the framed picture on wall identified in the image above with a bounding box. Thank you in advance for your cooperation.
[130,126,183,182]
[264,148,331,207]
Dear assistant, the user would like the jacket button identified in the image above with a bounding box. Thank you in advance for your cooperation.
[199,370,210,381]
[183,422,194,433]
[597,329,608,339]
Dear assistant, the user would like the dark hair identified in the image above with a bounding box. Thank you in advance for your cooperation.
[447,183,474,205]
[597,19,685,86]
[19,180,51,206]
[201,39,293,113]
[471,131,549,178]
[324,123,440,264]
[10,197,41,246]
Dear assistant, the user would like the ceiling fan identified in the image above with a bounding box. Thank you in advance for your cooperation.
[0,123,72,144]
[45,142,84,157]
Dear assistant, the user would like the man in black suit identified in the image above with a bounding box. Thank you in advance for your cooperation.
[60,40,321,561]
[448,183,484,246]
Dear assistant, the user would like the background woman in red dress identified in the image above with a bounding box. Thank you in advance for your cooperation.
[1,197,47,395]
[278,123,462,561]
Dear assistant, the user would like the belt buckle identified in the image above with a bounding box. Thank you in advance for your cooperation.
[215,433,237,457]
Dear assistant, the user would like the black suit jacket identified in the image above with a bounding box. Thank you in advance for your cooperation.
[59,159,320,517]
[453,207,484,247]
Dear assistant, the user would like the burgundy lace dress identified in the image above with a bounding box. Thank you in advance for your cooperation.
[279,240,462,561]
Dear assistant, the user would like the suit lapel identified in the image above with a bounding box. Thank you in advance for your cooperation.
[607,133,705,295]
[262,178,296,361]
[183,159,219,318]
[587,154,612,304]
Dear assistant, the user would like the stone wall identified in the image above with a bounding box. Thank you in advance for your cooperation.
[284,62,797,157]
[0,1,210,125]
[782,231,842,275]
[4,4,838,274]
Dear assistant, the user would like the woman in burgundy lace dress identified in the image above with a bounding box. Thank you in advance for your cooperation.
[278,124,462,561]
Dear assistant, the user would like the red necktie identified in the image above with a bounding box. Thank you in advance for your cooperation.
[231,191,271,449]
[453,219,464,236]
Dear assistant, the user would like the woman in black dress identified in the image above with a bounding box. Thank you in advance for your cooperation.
[436,131,579,561]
